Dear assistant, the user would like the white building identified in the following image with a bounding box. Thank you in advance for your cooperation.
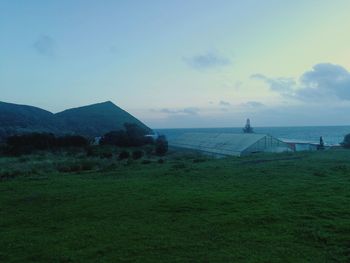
[282,140,319,152]
[170,133,292,157]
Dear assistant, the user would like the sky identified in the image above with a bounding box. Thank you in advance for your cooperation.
[1,0,350,128]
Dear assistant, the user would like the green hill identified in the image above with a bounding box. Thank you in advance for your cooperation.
[0,101,151,140]
[55,101,151,137]
[0,101,58,139]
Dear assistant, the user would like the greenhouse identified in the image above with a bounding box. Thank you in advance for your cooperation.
[170,133,292,157]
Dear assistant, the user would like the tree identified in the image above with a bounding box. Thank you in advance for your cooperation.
[56,135,89,148]
[5,133,89,156]
[341,134,350,149]
[155,135,168,156]
[132,150,144,160]
[243,118,254,133]
[99,123,153,147]
[99,130,129,146]
[119,150,130,160]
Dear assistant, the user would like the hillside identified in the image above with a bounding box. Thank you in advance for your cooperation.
[55,101,151,137]
[0,101,151,139]
[0,101,59,139]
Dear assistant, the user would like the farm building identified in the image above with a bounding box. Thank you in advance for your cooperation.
[282,140,319,152]
[170,133,292,157]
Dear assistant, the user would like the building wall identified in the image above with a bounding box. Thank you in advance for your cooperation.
[171,133,292,157]
[295,143,318,152]
[242,135,292,155]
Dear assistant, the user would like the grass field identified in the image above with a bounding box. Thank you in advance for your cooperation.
[1,149,350,262]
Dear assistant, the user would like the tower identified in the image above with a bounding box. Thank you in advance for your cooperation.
[243,118,254,133]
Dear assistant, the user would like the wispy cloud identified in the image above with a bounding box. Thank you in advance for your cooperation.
[241,101,265,108]
[184,52,231,70]
[159,107,200,115]
[33,35,55,56]
[251,73,295,97]
[219,100,231,107]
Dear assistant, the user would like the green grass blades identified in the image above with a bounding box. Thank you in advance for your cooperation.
[1,150,350,262]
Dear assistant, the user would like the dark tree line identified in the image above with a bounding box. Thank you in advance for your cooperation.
[1,123,169,157]
[4,133,89,155]
[100,123,168,156]
[100,123,153,147]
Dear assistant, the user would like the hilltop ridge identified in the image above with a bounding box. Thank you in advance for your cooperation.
[0,101,151,139]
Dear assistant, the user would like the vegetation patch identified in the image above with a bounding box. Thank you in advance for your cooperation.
[0,150,350,262]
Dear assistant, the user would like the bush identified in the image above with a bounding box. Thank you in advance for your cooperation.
[119,150,130,160]
[342,134,350,148]
[193,158,207,163]
[100,152,113,159]
[132,150,144,160]
[100,130,129,146]
[4,133,89,156]
[143,145,154,155]
[56,135,89,148]
[100,123,153,147]
[6,133,55,155]
[155,135,168,156]
[80,160,95,171]
[85,146,96,157]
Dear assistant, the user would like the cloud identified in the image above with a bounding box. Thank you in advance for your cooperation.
[184,52,230,70]
[251,74,296,97]
[298,63,350,100]
[251,63,350,102]
[159,107,200,115]
[219,100,231,107]
[33,35,55,56]
[241,101,265,108]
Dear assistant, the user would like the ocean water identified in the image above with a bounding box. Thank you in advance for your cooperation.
[155,126,350,146]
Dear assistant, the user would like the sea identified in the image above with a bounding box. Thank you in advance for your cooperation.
[155,126,350,146]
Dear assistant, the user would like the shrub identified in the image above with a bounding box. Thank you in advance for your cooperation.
[0,170,22,180]
[172,162,186,170]
[143,145,154,155]
[100,152,113,159]
[193,158,207,163]
[119,150,130,160]
[56,164,74,173]
[100,123,153,147]
[100,130,129,146]
[80,160,95,171]
[85,146,96,157]
[155,135,168,156]
[124,123,151,146]
[342,134,350,148]
[6,133,55,155]
[132,150,144,160]
[56,161,95,173]
[56,135,89,148]
[5,133,89,156]
[126,159,133,166]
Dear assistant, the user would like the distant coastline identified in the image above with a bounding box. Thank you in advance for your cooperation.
[156,125,350,145]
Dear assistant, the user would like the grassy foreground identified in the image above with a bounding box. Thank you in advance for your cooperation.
[1,150,350,262]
